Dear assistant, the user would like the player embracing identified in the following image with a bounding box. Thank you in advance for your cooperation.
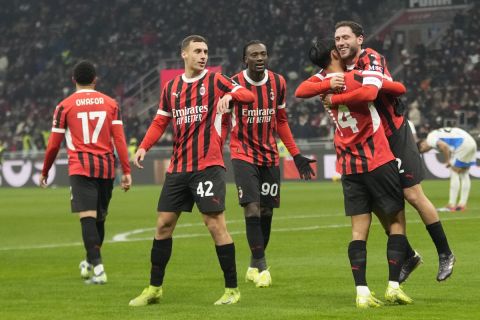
[313,39,413,308]
[297,21,455,283]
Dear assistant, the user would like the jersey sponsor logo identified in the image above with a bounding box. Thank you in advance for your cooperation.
[172,105,208,125]
[75,97,105,106]
[242,108,275,124]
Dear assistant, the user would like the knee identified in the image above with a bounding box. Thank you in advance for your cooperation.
[244,202,261,218]
[260,207,273,217]
[404,188,422,206]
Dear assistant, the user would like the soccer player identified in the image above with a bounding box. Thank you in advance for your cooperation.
[225,40,315,288]
[40,60,132,284]
[128,35,255,307]
[417,127,478,211]
[296,21,455,283]
[314,39,412,308]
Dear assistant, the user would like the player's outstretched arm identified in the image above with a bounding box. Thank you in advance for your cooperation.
[381,80,406,97]
[135,114,171,169]
[330,85,379,106]
[295,74,343,98]
[276,108,316,180]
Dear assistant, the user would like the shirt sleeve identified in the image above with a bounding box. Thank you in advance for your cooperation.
[158,84,173,117]
[51,104,67,133]
[426,132,439,148]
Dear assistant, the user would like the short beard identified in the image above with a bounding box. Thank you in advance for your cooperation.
[343,47,359,62]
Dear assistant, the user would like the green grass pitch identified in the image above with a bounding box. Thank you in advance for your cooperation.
[0,180,479,319]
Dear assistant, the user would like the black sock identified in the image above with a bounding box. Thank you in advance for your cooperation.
[426,221,452,256]
[348,240,367,286]
[96,220,105,246]
[245,216,266,269]
[404,237,415,259]
[150,238,172,287]
[387,234,407,282]
[80,217,102,266]
[215,243,237,288]
[260,215,273,250]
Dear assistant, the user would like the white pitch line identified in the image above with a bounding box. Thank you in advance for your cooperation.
[0,214,478,251]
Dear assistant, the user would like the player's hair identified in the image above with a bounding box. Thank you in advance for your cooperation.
[73,60,96,85]
[335,21,365,37]
[242,40,266,61]
[309,38,335,69]
[181,35,208,50]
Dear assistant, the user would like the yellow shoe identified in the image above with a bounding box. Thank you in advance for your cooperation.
[79,260,92,279]
[213,288,241,305]
[356,292,383,309]
[128,286,163,307]
[385,285,413,305]
[255,269,272,288]
[245,267,259,282]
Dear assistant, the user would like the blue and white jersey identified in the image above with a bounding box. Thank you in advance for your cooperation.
[427,127,477,168]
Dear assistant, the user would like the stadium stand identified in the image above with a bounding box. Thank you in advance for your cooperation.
[0,0,477,152]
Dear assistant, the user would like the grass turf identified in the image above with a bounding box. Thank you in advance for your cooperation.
[0,180,479,319]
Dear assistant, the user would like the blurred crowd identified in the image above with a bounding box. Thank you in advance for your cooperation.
[0,0,477,154]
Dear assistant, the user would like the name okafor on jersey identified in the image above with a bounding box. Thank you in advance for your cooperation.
[48,89,127,178]
[154,69,245,173]
[325,70,394,175]
[350,48,404,137]
[230,69,298,166]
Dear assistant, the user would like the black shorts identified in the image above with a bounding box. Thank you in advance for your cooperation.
[232,159,280,208]
[158,166,226,214]
[341,161,404,216]
[70,175,113,221]
[388,120,425,188]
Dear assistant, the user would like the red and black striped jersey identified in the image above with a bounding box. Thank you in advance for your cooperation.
[325,70,394,175]
[350,48,404,137]
[44,89,130,178]
[230,69,297,166]
[154,69,245,173]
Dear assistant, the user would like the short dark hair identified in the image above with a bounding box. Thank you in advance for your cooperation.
[73,60,96,85]
[309,38,335,69]
[242,40,266,61]
[181,35,208,50]
[335,21,365,37]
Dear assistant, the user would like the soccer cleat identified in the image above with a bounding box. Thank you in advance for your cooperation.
[399,251,423,284]
[79,260,92,279]
[437,252,456,281]
[255,269,272,288]
[245,267,259,282]
[356,292,383,309]
[129,286,163,307]
[213,288,241,305]
[85,271,107,284]
[438,205,456,212]
[455,205,466,212]
[385,285,413,305]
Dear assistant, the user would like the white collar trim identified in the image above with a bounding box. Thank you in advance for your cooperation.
[182,69,208,83]
[243,69,268,86]
[76,89,96,93]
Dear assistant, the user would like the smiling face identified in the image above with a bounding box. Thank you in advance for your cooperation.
[334,26,363,63]
[182,40,208,75]
[244,43,268,74]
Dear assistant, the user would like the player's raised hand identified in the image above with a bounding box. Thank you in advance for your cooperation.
[329,74,344,92]
[293,154,316,180]
[217,94,232,114]
[39,174,49,188]
[121,174,132,192]
[134,148,147,169]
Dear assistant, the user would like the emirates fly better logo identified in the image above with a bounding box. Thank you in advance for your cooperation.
[173,105,208,125]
